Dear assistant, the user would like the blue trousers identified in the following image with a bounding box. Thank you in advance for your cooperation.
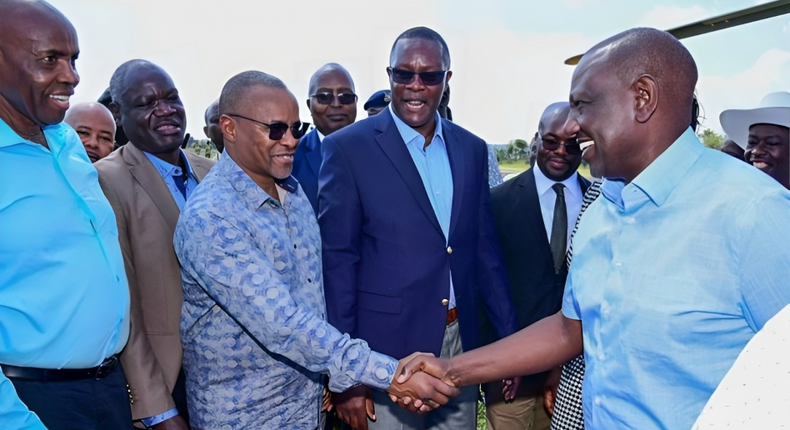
[11,361,134,430]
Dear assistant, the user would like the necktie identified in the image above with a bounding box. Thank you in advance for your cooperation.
[550,183,567,274]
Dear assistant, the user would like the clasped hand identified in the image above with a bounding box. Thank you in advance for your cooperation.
[385,352,458,414]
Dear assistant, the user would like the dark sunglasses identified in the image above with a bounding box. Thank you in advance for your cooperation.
[539,133,582,155]
[310,92,358,105]
[387,67,448,86]
[226,114,310,140]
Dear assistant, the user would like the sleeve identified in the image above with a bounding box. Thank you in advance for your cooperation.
[561,267,582,321]
[177,210,397,393]
[476,141,519,340]
[316,135,364,338]
[97,173,176,420]
[486,145,503,188]
[736,189,790,331]
[0,374,46,430]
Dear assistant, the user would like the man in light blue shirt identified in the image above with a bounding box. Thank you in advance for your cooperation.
[395,27,790,430]
[0,1,130,429]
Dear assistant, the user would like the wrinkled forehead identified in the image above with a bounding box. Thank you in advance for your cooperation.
[121,65,176,101]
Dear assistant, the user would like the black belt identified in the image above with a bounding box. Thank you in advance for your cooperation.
[1,355,119,382]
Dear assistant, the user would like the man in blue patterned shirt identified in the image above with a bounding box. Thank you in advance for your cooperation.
[174,71,458,429]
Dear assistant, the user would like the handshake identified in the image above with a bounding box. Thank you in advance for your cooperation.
[328,352,520,429]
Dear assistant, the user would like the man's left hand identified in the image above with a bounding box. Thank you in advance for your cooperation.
[501,376,521,402]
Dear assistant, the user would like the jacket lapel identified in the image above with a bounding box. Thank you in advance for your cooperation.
[520,168,552,250]
[304,132,323,178]
[124,144,181,233]
[374,113,443,236]
[444,122,465,239]
[184,150,215,182]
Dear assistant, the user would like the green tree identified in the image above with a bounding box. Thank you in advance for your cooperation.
[698,128,725,150]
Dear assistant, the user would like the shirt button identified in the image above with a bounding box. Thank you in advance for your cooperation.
[441,299,449,306]
[293,244,297,249]
[594,397,601,406]
[446,246,453,254]
[307,278,312,283]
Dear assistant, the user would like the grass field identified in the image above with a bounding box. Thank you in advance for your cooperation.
[499,160,591,181]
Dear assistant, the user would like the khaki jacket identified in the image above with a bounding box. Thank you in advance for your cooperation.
[95,143,214,420]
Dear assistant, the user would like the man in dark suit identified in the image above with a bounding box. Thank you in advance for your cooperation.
[483,102,589,430]
[319,27,518,430]
[293,63,357,214]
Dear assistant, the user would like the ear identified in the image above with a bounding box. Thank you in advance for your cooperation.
[306,99,311,110]
[219,115,236,147]
[445,70,453,85]
[203,125,210,139]
[633,75,658,124]
[109,102,122,125]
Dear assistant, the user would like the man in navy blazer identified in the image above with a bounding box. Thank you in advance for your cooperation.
[318,27,518,430]
[293,63,357,214]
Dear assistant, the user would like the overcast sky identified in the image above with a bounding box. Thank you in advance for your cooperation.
[54,0,790,144]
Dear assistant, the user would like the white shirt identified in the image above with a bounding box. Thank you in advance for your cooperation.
[692,304,790,429]
[316,129,325,142]
[533,166,583,250]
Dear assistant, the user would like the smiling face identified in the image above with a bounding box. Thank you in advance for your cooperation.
[537,104,582,182]
[64,102,115,162]
[388,38,451,138]
[565,54,640,181]
[114,64,185,157]
[0,5,80,133]
[308,69,356,136]
[222,85,300,195]
[745,123,790,189]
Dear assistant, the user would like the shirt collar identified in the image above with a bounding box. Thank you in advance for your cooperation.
[316,129,325,142]
[388,103,444,148]
[0,118,73,155]
[601,127,704,209]
[533,164,580,200]
[143,149,197,181]
[219,151,297,211]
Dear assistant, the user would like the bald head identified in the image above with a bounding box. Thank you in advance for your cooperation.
[220,70,288,117]
[64,102,116,162]
[580,27,697,128]
[203,99,223,152]
[308,63,354,96]
[0,0,79,133]
[565,27,699,183]
[539,102,571,134]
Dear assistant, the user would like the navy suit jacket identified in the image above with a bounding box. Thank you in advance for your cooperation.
[318,111,518,359]
[292,128,322,214]
[482,167,590,399]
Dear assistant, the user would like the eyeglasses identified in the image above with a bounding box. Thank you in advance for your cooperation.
[387,67,448,86]
[310,92,358,105]
[538,132,582,155]
[226,114,310,140]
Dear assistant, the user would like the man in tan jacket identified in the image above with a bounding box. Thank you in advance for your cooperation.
[96,59,214,430]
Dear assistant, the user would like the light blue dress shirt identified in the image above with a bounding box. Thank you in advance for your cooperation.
[143,150,198,209]
[388,105,457,309]
[0,119,130,430]
[562,128,790,430]
[174,153,397,429]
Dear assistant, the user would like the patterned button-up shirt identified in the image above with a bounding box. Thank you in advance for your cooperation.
[174,152,398,429]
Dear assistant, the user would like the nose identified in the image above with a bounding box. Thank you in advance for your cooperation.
[563,113,580,137]
[153,100,177,116]
[83,134,99,149]
[60,59,80,88]
[329,93,342,108]
[406,74,426,91]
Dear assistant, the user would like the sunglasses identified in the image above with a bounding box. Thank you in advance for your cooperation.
[226,114,310,140]
[387,67,448,86]
[311,92,358,105]
[538,132,582,155]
